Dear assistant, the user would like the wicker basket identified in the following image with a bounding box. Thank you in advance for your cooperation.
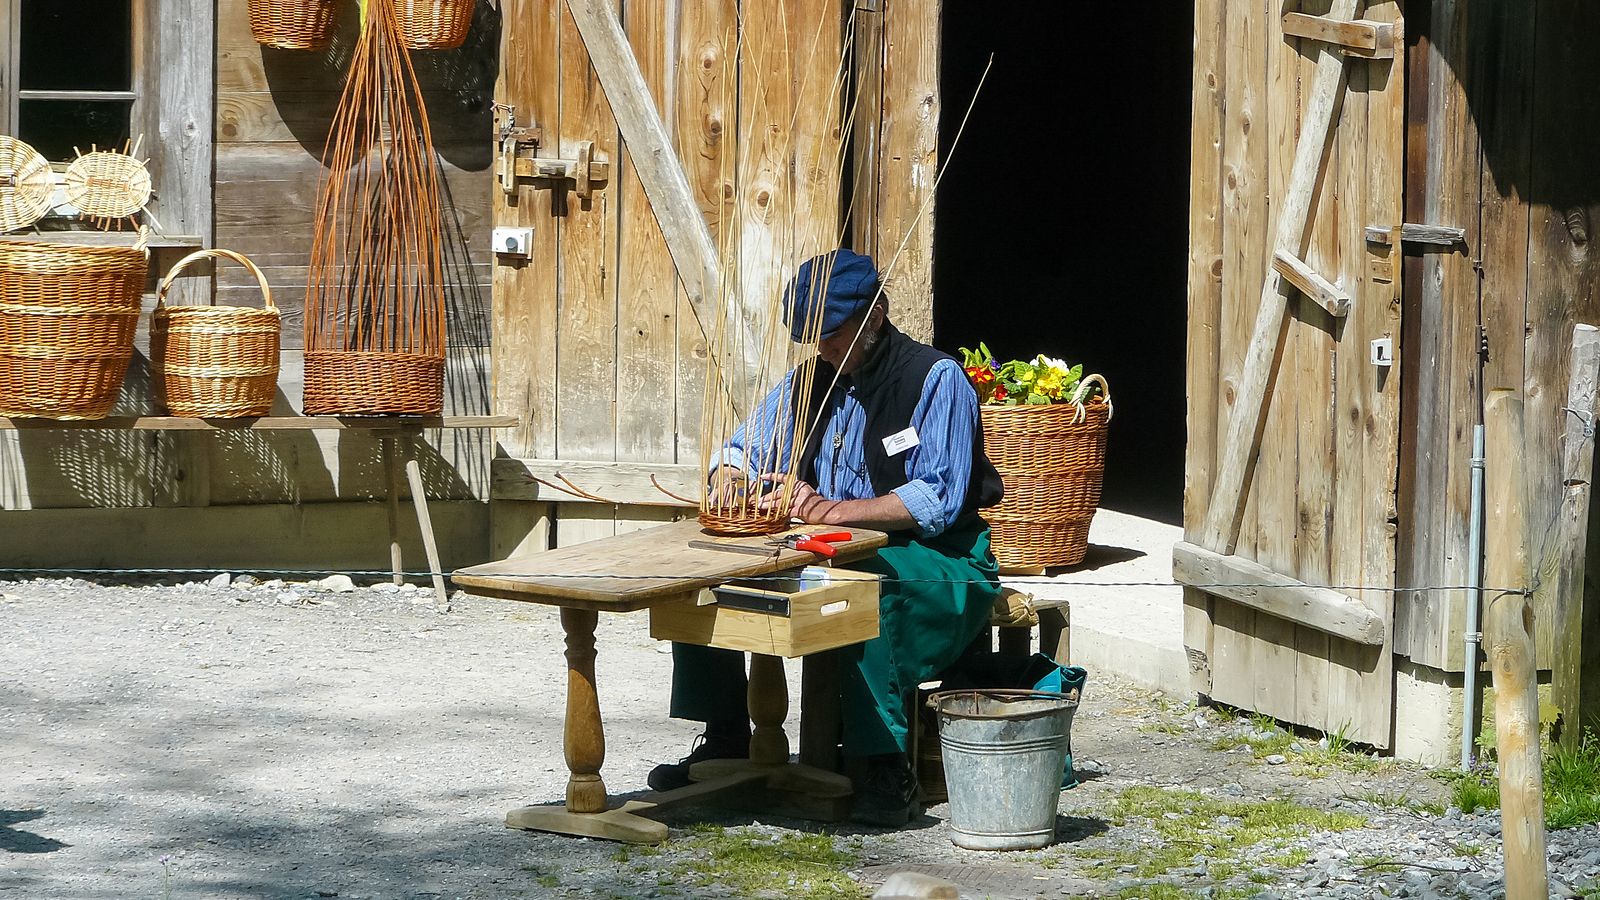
[303,350,444,415]
[0,239,146,419]
[394,0,475,49]
[247,0,339,49]
[981,375,1113,570]
[152,249,281,418]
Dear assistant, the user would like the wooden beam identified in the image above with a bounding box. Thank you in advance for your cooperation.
[492,457,700,506]
[563,0,758,395]
[0,415,517,431]
[1271,249,1351,317]
[1199,0,1359,554]
[1281,13,1397,58]
[1363,223,1468,247]
[1545,325,1600,747]
[1172,541,1385,645]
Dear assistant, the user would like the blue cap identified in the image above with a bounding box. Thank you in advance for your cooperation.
[782,249,881,342]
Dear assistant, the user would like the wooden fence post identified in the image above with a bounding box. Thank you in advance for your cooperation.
[1544,324,1600,747]
[1483,388,1548,900]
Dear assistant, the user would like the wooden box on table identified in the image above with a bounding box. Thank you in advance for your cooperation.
[649,566,879,658]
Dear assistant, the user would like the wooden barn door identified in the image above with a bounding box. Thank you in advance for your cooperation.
[1181,0,1406,747]
[489,0,933,551]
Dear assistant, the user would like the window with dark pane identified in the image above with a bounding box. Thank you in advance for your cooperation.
[19,0,133,91]
[16,0,135,162]
[18,100,134,162]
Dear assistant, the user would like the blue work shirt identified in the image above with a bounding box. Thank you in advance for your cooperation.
[712,358,980,538]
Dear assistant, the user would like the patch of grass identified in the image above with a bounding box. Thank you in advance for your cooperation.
[1141,720,1188,736]
[1083,787,1365,880]
[1447,729,1600,828]
[1105,887,1261,900]
[1354,855,1402,874]
[1341,790,1445,816]
[1261,848,1310,868]
[1451,841,1485,858]
[666,825,866,899]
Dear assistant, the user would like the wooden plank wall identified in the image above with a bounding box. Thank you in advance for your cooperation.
[491,0,855,548]
[1184,0,1404,747]
[1396,2,1600,681]
[2,1,500,571]
[211,0,498,505]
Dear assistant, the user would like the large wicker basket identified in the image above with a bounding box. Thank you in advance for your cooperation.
[394,0,475,49]
[981,376,1113,570]
[247,0,339,49]
[0,240,147,420]
[152,249,281,418]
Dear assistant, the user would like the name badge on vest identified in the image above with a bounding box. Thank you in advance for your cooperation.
[882,427,920,456]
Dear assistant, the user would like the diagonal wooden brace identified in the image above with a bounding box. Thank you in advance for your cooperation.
[1199,0,1362,554]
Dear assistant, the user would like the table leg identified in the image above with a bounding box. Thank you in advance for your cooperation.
[691,653,853,808]
[505,607,669,843]
[747,653,789,765]
[560,608,608,812]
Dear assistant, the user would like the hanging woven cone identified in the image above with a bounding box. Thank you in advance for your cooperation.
[303,0,446,415]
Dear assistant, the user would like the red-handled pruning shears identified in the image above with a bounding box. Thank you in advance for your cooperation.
[769,531,852,559]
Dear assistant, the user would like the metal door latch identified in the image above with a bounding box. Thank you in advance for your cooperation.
[494,105,610,199]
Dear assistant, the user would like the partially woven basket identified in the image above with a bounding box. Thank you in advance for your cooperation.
[0,138,54,233]
[981,375,1112,570]
[394,0,475,49]
[152,249,281,418]
[0,239,146,419]
[303,351,444,415]
[247,0,339,49]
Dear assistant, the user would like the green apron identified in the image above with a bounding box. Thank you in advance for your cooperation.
[669,518,1000,756]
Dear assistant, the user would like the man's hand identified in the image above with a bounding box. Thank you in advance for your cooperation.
[758,473,836,524]
[707,465,749,507]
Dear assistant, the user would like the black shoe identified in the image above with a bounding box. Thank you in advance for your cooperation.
[647,728,750,792]
[850,753,919,828]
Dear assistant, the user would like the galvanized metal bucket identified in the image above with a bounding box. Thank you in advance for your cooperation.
[929,689,1078,851]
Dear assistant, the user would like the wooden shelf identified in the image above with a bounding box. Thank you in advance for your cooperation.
[0,415,518,431]
[2,232,205,251]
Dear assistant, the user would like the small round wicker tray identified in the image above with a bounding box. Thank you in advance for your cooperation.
[0,137,54,233]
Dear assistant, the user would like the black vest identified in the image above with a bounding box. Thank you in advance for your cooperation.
[793,323,1003,531]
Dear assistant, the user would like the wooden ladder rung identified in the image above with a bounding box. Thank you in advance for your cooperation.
[1271,249,1351,318]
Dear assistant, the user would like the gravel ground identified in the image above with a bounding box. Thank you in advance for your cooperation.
[2,576,1596,900]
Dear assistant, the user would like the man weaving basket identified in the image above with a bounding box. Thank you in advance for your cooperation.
[650,249,1004,827]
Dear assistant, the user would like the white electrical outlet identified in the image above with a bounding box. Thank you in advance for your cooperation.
[1370,337,1394,367]
[492,226,534,259]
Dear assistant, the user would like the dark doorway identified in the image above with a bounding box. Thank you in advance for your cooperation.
[934,4,1194,524]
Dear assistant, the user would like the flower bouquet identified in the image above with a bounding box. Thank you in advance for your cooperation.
[958,343,1113,570]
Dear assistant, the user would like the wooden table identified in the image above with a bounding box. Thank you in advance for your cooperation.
[452,518,888,843]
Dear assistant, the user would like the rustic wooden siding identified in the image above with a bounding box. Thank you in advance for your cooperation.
[2,2,499,571]
[1184,0,1404,747]
[1396,3,1600,679]
[491,0,903,548]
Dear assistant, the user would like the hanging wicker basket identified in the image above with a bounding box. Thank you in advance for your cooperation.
[0,137,54,233]
[0,239,147,420]
[247,0,339,49]
[981,375,1113,570]
[394,0,475,49]
[152,249,281,418]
